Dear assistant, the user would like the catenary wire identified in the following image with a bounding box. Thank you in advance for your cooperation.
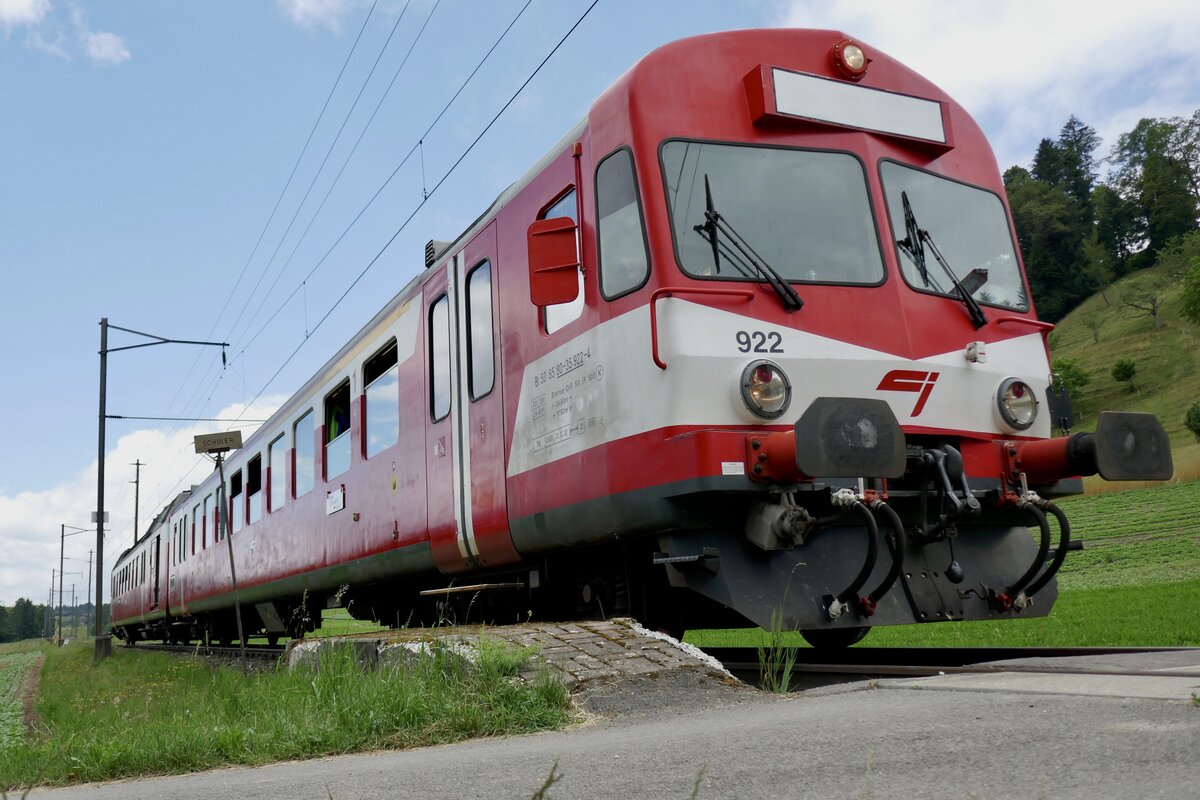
[139,0,598,522]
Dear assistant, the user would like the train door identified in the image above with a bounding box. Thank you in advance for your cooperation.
[151,534,161,609]
[425,223,518,574]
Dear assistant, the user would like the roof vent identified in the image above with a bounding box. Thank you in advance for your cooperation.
[425,240,452,269]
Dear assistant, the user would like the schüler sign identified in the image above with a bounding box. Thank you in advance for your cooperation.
[194,431,244,454]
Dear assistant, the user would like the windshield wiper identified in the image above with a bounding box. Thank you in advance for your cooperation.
[896,191,988,329]
[693,175,803,312]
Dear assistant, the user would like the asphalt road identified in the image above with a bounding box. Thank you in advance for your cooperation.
[29,665,1200,800]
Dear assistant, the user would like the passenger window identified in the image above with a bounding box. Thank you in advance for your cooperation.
[247,454,263,524]
[203,493,214,547]
[192,505,199,555]
[364,339,399,458]
[467,262,494,399]
[542,189,583,333]
[430,295,451,421]
[596,149,650,299]
[325,381,351,480]
[294,410,315,497]
[230,470,244,534]
[268,434,286,512]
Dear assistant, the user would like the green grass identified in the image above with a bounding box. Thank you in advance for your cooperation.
[687,579,1200,649]
[0,646,42,753]
[1050,263,1200,485]
[1052,481,1200,589]
[688,481,1200,649]
[310,607,391,638]
[0,636,569,790]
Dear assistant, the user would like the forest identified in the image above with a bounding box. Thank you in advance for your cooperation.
[1005,111,1200,322]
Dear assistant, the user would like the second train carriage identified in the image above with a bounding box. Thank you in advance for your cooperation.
[111,29,1172,647]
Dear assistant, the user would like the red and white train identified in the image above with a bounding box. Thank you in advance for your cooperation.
[111,28,1172,648]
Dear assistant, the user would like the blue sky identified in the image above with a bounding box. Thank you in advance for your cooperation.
[2,0,1198,607]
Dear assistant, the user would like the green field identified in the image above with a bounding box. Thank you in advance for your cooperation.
[0,648,40,753]
[1049,263,1200,486]
[688,481,1200,649]
[0,636,568,790]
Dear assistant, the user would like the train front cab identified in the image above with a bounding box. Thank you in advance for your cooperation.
[520,30,1174,643]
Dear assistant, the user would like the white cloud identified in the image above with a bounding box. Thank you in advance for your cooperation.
[81,28,128,64]
[775,1,1200,170]
[0,396,285,607]
[25,27,68,58]
[69,5,129,65]
[0,0,51,31]
[277,0,360,32]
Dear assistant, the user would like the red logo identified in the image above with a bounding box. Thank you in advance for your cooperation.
[877,370,940,416]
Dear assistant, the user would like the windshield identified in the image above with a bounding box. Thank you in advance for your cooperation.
[881,161,1026,310]
[662,141,884,284]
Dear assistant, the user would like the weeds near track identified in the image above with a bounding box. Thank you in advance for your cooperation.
[757,610,798,693]
[0,636,569,790]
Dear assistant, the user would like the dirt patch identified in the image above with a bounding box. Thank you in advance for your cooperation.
[20,653,45,739]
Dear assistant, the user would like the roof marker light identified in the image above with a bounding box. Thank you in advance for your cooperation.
[830,39,869,81]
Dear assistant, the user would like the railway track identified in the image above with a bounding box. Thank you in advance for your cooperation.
[125,642,286,663]
[700,646,1200,688]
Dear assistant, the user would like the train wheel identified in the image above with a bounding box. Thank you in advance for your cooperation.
[800,626,871,649]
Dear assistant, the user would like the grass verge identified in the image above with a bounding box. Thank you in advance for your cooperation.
[687,578,1200,649]
[0,636,569,790]
[0,647,42,753]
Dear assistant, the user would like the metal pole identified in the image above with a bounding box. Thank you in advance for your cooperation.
[132,460,142,547]
[95,317,108,663]
[58,524,65,647]
[216,454,247,668]
[47,571,54,639]
[86,550,93,636]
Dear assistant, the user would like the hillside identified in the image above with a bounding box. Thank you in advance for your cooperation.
[1048,263,1200,486]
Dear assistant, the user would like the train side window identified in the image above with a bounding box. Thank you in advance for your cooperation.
[172,522,177,566]
[192,504,199,556]
[247,454,263,525]
[325,381,351,480]
[430,295,451,421]
[294,410,315,498]
[364,339,399,458]
[203,493,214,547]
[541,189,583,334]
[230,470,244,534]
[596,148,650,300]
[268,434,286,512]
[467,261,495,399]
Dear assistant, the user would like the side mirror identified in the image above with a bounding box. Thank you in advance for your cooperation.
[527,217,580,306]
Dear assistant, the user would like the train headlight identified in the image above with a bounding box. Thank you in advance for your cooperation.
[741,360,791,419]
[830,39,869,81]
[997,378,1038,430]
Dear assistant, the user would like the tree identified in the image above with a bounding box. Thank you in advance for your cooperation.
[1031,116,1101,222]
[1182,260,1200,326]
[1081,231,1115,306]
[1186,402,1200,442]
[1053,358,1091,402]
[1111,359,1138,392]
[1109,117,1199,260]
[1004,167,1090,320]
[1092,184,1142,276]
[1121,274,1171,331]
[8,598,42,642]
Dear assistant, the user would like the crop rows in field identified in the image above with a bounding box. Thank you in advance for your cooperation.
[1053,481,1200,590]
[1055,482,1200,541]
[0,653,38,751]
